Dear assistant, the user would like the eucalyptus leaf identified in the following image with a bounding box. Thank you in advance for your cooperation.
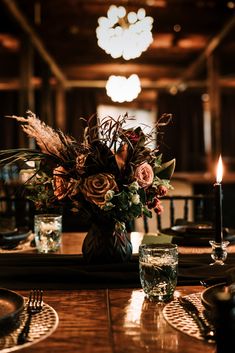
[130,203,142,217]
[155,158,175,180]
[138,188,147,203]
[143,206,152,218]
[115,191,129,210]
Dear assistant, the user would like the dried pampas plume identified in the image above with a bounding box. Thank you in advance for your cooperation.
[9,110,76,161]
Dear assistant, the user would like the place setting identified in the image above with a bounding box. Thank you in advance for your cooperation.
[138,168,235,348]
[163,275,235,346]
[0,227,34,253]
[138,240,233,346]
[161,223,235,247]
[138,241,216,343]
[0,288,59,352]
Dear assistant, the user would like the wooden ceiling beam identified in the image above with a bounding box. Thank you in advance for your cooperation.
[1,77,235,90]
[1,0,67,86]
[178,12,235,83]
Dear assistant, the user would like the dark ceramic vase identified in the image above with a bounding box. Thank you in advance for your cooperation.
[82,220,133,264]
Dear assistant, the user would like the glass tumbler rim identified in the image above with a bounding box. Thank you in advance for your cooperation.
[139,243,178,251]
[34,214,62,219]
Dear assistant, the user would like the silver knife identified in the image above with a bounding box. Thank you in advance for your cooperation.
[178,297,215,341]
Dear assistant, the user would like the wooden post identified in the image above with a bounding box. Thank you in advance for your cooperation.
[202,94,213,173]
[2,0,67,86]
[40,64,53,127]
[176,13,235,86]
[55,84,66,131]
[19,34,35,148]
[207,54,221,160]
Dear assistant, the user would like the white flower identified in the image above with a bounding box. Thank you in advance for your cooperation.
[132,193,140,205]
[128,181,139,192]
[102,201,115,211]
[105,189,115,201]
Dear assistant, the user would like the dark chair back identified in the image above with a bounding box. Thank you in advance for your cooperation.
[0,195,35,230]
[142,194,214,233]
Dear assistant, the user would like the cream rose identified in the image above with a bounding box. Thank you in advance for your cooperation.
[134,162,154,188]
[131,193,140,205]
[81,173,118,207]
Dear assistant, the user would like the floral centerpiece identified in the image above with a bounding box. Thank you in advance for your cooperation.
[0,111,175,264]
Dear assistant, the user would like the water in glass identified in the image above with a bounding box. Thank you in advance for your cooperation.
[139,243,178,302]
[34,214,62,253]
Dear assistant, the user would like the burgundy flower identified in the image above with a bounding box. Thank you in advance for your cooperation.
[125,130,141,143]
[153,199,164,214]
[157,185,168,197]
[147,197,158,209]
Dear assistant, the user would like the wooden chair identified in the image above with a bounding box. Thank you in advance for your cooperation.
[0,195,35,230]
[142,194,215,233]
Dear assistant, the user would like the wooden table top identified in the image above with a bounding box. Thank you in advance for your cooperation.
[23,231,235,255]
[16,286,216,353]
[1,232,225,352]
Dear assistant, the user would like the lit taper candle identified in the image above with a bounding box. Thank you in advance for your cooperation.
[214,155,223,243]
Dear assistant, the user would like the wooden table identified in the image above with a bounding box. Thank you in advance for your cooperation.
[25,231,235,255]
[1,232,223,352]
[14,286,215,353]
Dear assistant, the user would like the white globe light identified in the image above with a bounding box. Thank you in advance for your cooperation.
[118,6,126,18]
[127,12,137,24]
[137,8,146,20]
[107,5,118,21]
[96,5,154,60]
[105,74,141,103]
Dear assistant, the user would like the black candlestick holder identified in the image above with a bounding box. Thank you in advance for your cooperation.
[209,240,230,265]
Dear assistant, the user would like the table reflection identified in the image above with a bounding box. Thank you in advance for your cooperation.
[123,290,179,352]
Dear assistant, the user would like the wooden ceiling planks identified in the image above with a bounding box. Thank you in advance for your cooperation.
[0,0,234,89]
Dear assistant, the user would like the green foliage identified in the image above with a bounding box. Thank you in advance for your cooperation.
[24,170,59,212]
[154,158,176,180]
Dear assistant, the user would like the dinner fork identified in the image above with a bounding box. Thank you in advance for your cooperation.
[17,289,43,345]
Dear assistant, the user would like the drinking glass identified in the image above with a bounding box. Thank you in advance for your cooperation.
[139,243,178,302]
[34,214,62,253]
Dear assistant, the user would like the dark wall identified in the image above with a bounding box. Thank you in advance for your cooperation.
[66,88,97,142]
[221,93,235,171]
[0,91,20,149]
[194,183,235,229]
[157,91,205,172]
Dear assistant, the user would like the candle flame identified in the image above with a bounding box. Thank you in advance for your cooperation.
[216,155,223,183]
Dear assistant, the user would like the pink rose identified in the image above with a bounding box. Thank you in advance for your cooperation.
[134,162,154,188]
[81,173,118,207]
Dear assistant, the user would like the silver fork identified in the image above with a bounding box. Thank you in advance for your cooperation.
[17,289,44,345]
